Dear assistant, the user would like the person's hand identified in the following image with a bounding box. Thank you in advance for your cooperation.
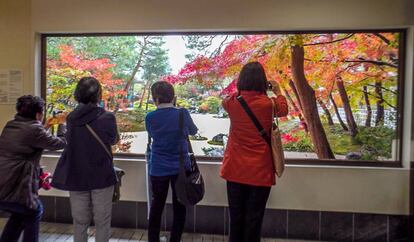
[269,80,282,96]
[44,117,54,129]
[44,113,68,129]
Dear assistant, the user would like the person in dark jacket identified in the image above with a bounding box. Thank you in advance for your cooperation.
[0,95,66,242]
[51,77,119,242]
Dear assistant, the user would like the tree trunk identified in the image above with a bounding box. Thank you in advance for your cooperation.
[283,87,299,112]
[289,79,303,111]
[336,77,358,137]
[139,79,152,108]
[375,80,384,126]
[288,80,309,132]
[145,80,153,111]
[283,87,308,132]
[329,94,349,131]
[123,37,149,94]
[363,86,372,127]
[113,37,149,114]
[291,44,335,159]
[318,99,334,126]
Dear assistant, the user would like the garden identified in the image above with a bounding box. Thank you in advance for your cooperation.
[45,32,400,161]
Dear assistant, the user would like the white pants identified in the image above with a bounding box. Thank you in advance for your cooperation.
[69,185,114,242]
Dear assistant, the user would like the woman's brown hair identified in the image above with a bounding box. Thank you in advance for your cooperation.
[237,62,268,94]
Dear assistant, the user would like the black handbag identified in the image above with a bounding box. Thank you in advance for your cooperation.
[174,109,205,205]
[86,124,125,203]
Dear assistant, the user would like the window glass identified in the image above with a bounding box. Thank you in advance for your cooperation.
[45,32,402,162]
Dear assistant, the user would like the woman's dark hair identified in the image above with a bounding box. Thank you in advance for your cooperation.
[16,95,45,119]
[237,62,268,93]
[74,77,102,104]
[151,81,175,104]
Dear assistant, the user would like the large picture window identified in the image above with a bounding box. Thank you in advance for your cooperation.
[42,30,405,165]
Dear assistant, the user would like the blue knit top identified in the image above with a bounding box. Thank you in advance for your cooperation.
[145,105,198,176]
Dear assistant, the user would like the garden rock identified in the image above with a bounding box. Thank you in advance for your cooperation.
[345,152,362,160]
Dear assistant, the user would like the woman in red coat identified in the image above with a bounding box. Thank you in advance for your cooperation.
[221,62,288,242]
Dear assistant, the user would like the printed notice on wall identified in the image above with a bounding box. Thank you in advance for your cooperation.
[0,70,23,104]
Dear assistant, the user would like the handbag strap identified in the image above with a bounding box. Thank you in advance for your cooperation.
[86,124,113,159]
[270,98,279,127]
[237,95,271,146]
[178,109,197,169]
[178,109,185,167]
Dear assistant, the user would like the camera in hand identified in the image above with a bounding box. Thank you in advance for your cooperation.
[267,81,273,90]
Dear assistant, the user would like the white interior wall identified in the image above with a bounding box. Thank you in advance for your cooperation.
[31,0,411,32]
[40,156,410,215]
[0,0,31,127]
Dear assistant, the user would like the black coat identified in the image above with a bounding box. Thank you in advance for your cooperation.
[0,115,66,209]
[51,104,119,191]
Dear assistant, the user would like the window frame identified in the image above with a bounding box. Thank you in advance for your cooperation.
[40,29,407,168]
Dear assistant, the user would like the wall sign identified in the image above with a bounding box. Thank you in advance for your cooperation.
[0,69,23,104]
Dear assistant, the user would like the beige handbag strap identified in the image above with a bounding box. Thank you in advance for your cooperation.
[86,124,113,159]
[270,98,279,126]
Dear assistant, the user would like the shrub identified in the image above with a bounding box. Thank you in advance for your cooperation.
[189,133,208,141]
[133,102,156,112]
[282,131,313,152]
[283,136,314,152]
[198,96,221,114]
[353,126,395,159]
[174,82,200,99]
[176,99,192,109]
[116,110,146,132]
[324,124,360,155]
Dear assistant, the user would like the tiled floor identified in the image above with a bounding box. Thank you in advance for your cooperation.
[0,218,321,241]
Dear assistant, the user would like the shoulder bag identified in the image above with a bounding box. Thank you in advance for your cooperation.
[174,109,205,205]
[237,96,285,177]
[85,124,125,202]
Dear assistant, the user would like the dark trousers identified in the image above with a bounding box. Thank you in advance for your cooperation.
[227,181,271,242]
[0,201,43,242]
[148,175,186,242]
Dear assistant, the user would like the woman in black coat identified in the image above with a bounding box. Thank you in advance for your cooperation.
[52,77,119,242]
[0,95,66,242]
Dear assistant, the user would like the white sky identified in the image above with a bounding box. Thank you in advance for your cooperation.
[163,35,191,74]
[162,35,235,75]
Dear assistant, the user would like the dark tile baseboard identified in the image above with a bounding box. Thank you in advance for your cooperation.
[321,211,353,241]
[36,196,410,241]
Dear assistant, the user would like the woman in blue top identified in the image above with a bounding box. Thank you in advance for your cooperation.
[146,81,198,242]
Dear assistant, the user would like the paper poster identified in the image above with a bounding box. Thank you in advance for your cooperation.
[0,69,23,104]
[0,70,8,103]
